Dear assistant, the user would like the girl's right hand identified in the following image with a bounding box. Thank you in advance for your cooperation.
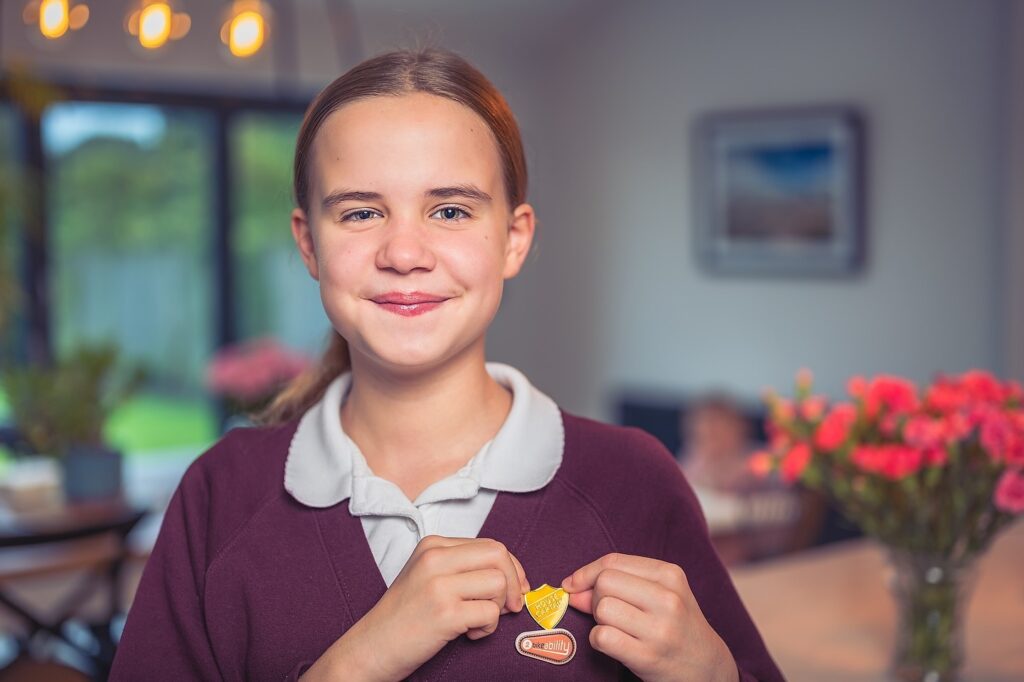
[301,535,530,682]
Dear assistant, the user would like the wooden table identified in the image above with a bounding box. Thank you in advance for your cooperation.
[0,500,147,677]
[730,521,1024,682]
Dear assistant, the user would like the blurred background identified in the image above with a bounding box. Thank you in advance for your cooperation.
[0,0,1022,680]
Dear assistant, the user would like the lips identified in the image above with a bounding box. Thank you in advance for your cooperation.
[371,292,448,305]
[370,291,450,317]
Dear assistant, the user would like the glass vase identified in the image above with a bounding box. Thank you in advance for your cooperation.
[886,548,978,682]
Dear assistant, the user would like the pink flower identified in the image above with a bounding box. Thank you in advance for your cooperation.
[796,368,814,392]
[847,376,878,418]
[747,451,774,478]
[768,426,792,453]
[924,379,969,414]
[800,395,828,422]
[959,370,1005,403]
[851,444,923,480]
[780,443,812,483]
[771,398,796,423]
[1007,413,1024,467]
[814,403,857,451]
[922,447,948,467]
[880,413,903,437]
[848,375,919,420]
[926,370,1012,414]
[903,415,945,449]
[1007,381,1024,404]
[903,413,967,451]
[205,338,312,402]
[868,376,920,415]
[979,409,1024,465]
[994,469,1024,514]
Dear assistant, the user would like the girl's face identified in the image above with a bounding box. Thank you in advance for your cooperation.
[291,92,535,375]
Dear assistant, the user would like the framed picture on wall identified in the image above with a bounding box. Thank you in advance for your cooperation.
[692,106,865,276]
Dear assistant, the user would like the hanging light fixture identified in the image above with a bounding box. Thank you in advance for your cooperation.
[125,0,190,51]
[220,1,271,59]
[23,0,90,40]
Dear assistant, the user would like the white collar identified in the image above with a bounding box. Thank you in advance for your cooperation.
[283,362,565,508]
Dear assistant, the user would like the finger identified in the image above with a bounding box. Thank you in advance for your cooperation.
[414,534,475,553]
[567,589,595,614]
[591,568,679,615]
[465,626,491,641]
[460,600,502,640]
[508,551,531,597]
[421,541,523,613]
[448,568,509,614]
[563,553,690,598]
[592,595,647,640]
[479,541,525,613]
[589,625,651,674]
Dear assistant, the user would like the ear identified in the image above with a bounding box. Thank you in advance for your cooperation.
[291,207,320,281]
[503,202,536,279]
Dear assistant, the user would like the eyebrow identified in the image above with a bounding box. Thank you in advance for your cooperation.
[426,185,493,203]
[321,184,493,210]
[322,190,383,210]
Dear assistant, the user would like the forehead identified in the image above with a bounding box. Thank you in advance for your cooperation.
[310,92,504,201]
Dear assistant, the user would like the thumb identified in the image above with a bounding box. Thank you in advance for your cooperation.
[566,589,594,614]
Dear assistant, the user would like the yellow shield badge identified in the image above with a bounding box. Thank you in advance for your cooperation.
[524,584,569,631]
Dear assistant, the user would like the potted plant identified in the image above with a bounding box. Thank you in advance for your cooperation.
[1,340,146,503]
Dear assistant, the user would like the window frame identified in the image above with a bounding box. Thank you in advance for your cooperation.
[0,77,310,366]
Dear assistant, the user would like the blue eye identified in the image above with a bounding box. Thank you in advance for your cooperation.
[342,209,380,222]
[432,206,470,221]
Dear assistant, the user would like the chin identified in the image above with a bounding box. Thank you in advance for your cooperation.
[356,339,464,375]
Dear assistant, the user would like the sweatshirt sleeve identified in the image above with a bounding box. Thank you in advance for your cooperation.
[617,431,786,682]
[109,459,224,681]
[663,491,784,682]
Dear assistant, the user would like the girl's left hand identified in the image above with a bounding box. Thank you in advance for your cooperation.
[561,553,738,682]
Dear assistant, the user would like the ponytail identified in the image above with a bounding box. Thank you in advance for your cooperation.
[251,330,350,426]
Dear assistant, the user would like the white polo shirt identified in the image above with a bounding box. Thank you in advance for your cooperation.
[283,362,565,586]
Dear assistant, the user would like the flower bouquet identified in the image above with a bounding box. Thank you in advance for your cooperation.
[205,337,311,423]
[752,369,1024,681]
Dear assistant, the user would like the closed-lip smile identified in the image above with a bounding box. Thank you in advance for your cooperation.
[370,291,451,317]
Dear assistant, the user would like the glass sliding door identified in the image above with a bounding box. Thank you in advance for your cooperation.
[42,102,219,454]
[0,104,21,426]
[230,112,328,358]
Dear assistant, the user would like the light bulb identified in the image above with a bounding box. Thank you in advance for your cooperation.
[39,0,70,39]
[228,9,264,58]
[138,2,171,50]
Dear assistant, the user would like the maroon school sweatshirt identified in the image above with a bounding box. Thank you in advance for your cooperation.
[111,411,784,681]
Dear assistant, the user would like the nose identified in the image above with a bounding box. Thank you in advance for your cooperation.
[375,215,437,274]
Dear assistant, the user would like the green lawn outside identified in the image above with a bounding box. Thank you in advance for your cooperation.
[105,394,220,457]
[0,390,219,463]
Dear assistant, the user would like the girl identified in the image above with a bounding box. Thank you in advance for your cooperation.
[111,49,783,681]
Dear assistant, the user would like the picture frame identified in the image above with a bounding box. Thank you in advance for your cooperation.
[692,106,865,276]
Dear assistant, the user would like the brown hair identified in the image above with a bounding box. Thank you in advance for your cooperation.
[254,48,528,426]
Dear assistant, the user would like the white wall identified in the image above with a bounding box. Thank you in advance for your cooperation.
[488,0,1012,419]
[1006,0,1024,382]
[2,0,1016,421]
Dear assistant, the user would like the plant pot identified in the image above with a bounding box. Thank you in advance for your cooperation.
[61,444,123,503]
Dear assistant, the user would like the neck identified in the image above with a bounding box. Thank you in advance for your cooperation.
[339,346,513,501]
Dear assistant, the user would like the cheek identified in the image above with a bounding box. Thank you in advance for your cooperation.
[318,241,367,286]
[444,234,506,289]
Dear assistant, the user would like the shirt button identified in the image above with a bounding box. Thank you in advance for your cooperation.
[405,519,416,531]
